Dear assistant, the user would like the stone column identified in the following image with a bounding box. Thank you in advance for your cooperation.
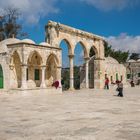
[41,66,46,88]
[21,65,27,89]
[68,54,74,90]
[94,58,105,89]
[85,57,90,88]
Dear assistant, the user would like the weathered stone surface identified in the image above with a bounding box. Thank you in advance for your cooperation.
[0,21,128,92]
[0,87,140,140]
[0,38,62,91]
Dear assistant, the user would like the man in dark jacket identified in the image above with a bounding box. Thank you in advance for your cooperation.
[117,81,123,97]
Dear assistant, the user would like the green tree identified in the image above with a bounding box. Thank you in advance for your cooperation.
[104,41,112,57]
[110,50,129,63]
[61,68,70,90]
[89,41,128,61]
[74,66,80,89]
[104,41,129,63]
[0,7,27,41]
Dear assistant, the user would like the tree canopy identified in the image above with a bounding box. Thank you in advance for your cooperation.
[104,41,129,63]
[0,7,27,41]
[89,41,129,63]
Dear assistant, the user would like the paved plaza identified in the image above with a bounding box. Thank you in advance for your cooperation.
[0,87,140,140]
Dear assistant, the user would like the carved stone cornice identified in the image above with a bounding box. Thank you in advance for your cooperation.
[46,20,104,41]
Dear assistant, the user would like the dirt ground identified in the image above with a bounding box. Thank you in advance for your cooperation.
[0,87,140,140]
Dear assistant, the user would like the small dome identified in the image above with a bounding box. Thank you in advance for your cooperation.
[39,42,50,46]
[105,57,119,64]
[21,39,36,44]
[0,38,20,45]
[0,38,20,53]
[128,59,136,62]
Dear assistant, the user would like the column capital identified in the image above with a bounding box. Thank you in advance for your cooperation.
[94,57,105,60]
[68,54,74,58]
[41,65,47,68]
[21,64,28,67]
[57,66,62,69]
[84,57,90,61]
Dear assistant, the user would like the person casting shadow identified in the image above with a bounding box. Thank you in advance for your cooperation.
[117,81,123,97]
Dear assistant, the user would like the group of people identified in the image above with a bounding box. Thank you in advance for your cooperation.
[52,77,124,97]
[104,77,123,97]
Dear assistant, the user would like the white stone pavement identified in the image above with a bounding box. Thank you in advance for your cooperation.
[0,87,140,140]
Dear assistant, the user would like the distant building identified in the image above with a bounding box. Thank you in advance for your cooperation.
[125,59,140,85]
[80,56,127,88]
[104,57,127,84]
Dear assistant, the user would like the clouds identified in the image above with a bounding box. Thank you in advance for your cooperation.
[106,33,140,53]
[0,0,59,24]
[0,0,140,24]
[81,0,140,11]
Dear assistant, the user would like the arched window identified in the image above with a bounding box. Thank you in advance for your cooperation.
[46,54,58,87]
[116,73,119,81]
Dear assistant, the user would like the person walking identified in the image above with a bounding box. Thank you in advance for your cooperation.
[117,81,123,97]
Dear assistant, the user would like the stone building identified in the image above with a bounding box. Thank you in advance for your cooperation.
[0,20,128,93]
[45,21,105,89]
[104,57,126,84]
[125,59,140,85]
[0,38,62,93]
[80,56,127,88]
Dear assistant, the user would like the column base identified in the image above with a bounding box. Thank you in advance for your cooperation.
[21,85,27,89]
[40,83,46,88]
[68,87,75,91]
[85,84,89,89]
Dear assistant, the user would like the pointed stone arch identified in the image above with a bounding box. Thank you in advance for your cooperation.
[46,53,60,66]
[10,50,22,64]
[74,41,89,58]
[89,45,99,58]
[46,53,59,87]
[10,51,22,88]
[28,50,43,65]
[27,51,43,87]
[59,38,73,55]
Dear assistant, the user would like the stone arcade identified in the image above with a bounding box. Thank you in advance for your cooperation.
[0,38,62,93]
[0,21,127,93]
